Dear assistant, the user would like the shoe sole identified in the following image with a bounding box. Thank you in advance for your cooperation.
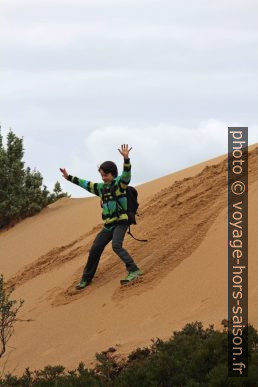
[120,275,143,285]
[75,283,90,290]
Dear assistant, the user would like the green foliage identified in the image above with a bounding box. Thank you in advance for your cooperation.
[94,347,125,383]
[0,364,102,386]
[0,275,24,359]
[0,128,69,229]
[114,322,258,386]
[53,182,62,198]
[0,321,257,386]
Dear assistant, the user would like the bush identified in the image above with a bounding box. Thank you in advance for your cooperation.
[0,275,24,359]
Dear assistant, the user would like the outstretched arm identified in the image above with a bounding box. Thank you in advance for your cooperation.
[117,144,132,190]
[59,168,103,197]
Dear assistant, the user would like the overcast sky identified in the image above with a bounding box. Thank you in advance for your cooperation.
[0,0,257,197]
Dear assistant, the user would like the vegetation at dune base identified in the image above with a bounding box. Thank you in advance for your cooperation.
[0,127,69,230]
[0,321,257,386]
[0,274,24,361]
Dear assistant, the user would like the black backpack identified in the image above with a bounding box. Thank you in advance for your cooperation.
[101,185,147,242]
[125,186,139,225]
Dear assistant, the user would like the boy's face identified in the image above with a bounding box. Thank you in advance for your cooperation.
[99,169,114,184]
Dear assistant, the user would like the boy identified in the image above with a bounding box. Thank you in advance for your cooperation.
[60,144,142,290]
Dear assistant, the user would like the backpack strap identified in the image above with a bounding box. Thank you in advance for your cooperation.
[127,225,148,242]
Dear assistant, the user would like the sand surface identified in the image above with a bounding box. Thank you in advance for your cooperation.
[0,145,257,375]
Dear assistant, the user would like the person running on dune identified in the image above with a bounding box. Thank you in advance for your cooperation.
[60,144,142,290]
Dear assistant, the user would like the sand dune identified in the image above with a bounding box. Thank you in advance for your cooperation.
[0,145,257,375]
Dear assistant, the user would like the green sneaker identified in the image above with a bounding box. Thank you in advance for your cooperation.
[75,280,90,290]
[120,270,143,285]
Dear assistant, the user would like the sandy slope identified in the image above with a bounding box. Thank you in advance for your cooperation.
[0,146,257,375]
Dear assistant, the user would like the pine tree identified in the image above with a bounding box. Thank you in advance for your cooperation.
[42,185,51,207]
[53,181,62,196]
[0,128,70,228]
[1,130,25,225]
[21,167,44,217]
[53,181,65,200]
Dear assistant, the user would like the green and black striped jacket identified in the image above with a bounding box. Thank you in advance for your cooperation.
[67,158,131,231]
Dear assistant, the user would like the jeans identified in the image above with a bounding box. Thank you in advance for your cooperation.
[81,223,139,282]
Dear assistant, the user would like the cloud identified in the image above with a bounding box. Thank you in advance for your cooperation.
[1,0,258,198]
[1,121,257,198]
[1,0,258,74]
[59,120,257,197]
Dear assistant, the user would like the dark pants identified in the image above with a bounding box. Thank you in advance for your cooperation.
[81,223,139,283]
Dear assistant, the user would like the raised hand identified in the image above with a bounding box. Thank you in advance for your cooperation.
[118,144,132,159]
[59,168,68,179]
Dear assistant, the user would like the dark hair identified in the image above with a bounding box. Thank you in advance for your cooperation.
[98,161,118,178]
